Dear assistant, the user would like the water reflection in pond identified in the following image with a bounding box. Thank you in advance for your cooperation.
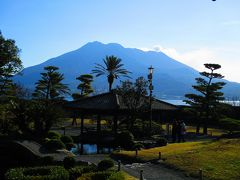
[71,144,113,155]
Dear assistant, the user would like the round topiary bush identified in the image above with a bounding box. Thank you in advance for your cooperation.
[97,159,114,171]
[63,156,76,169]
[116,131,134,149]
[47,131,61,139]
[156,137,168,147]
[133,142,144,150]
[61,135,73,144]
[44,139,66,152]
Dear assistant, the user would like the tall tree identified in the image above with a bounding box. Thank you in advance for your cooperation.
[116,77,149,130]
[32,66,69,136]
[72,74,93,100]
[33,66,69,100]
[0,31,23,134]
[0,31,23,96]
[92,55,130,91]
[184,63,226,134]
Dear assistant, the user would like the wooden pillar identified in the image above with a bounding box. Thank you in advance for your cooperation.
[113,115,118,135]
[71,112,77,126]
[97,114,101,134]
[80,115,84,135]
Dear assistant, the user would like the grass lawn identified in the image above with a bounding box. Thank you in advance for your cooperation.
[113,139,240,180]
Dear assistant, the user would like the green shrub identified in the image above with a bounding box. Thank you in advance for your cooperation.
[68,165,97,180]
[61,135,73,144]
[5,166,69,180]
[219,117,240,133]
[98,159,114,171]
[156,137,168,147]
[64,156,76,169]
[68,166,84,180]
[78,171,125,180]
[116,131,134,149]
[79,171,111,180]
[108,171,125,180]
[82,164,97,174]
[44,139,66,152]
[47,131,61,139]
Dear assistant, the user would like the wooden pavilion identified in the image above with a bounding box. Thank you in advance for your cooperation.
[65,91,179,135]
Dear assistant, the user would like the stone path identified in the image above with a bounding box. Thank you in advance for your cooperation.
[74,154,196,180]
[15,140,196,180]
[15,140,73,161]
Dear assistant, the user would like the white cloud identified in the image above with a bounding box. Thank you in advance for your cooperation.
[138,45,240,83]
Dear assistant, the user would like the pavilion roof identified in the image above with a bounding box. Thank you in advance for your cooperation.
[65,92,178,111]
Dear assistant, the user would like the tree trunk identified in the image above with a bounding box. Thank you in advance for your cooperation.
[108,75,114,92]
[196,123,200,134]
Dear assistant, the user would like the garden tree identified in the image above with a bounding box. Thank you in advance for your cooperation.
[32,66,69,136]
[184,63,226,134]
[116,77,149,130]
[72,74,93,100]
[33,66,69,100]
[8,84,34,134]
[0,31,23,96]
[0,31,23,134]
[92,55,130,92]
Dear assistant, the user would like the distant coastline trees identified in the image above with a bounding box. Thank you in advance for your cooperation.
[92,55,130,92]
[184,63,226,134]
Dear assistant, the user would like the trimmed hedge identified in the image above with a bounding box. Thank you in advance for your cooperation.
[156,137,168,147]
[63,156,76,169]
[5,166,69,180]
[115,131,134,149]
[44,139,66,152]
[61,135,73,144]
[78,171,125,180]
[68,165,97,180]
[219,117,240,133]
[47,131,61,139]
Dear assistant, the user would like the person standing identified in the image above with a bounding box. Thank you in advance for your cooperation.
[177,120,186,142]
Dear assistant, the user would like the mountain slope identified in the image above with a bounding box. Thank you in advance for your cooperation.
[14,41,240,99]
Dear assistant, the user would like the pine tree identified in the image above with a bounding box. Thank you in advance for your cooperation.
[72,74,93,100]
[33,66,69,100]
[184,63,226,134]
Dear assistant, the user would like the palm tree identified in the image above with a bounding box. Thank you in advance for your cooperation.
[92,55,130,92]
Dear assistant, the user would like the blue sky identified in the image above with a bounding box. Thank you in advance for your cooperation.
[1,0,240,82]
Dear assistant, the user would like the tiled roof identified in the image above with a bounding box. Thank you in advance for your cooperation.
[65,92,178,111]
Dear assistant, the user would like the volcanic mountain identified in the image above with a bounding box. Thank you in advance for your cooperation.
[14,41,240,99]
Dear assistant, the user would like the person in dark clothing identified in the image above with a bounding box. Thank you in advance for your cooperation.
[172,119,178,143]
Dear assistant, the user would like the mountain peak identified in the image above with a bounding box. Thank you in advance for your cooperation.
[81,41,124,49]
